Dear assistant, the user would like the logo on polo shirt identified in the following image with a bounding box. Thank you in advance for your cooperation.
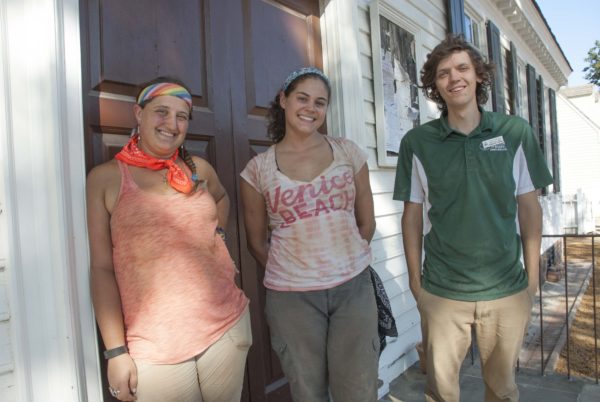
[480,136,507,151]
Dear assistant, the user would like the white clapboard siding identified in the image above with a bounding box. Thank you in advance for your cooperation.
[384,273,411,302]
[371,235,404,265]
[388,284,416,315]
[377,325,421,391]
[557,92,600,199]
[0,166,15,402]
[370,169,399,194]
[0,371,16,402]
[356,2,426,392]
[373,214,402,240]
[373,192,403,216]
[0,320,14,374]
[372,256,408,282]
[0,262,15,402]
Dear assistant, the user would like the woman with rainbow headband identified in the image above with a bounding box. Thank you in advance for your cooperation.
[86,76,250,402]
[240,67,379,401]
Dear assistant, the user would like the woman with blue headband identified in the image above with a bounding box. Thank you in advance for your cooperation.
[241,67,380,401]
[86,76,250,402]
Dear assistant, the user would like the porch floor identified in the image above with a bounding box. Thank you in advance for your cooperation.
[380,358,600,402]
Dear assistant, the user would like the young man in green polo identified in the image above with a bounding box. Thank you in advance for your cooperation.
[394,35,553,402]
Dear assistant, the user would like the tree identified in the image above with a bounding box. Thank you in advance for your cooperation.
[583,40,600,86]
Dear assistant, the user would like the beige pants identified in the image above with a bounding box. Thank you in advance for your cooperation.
[134,307,252,402]
[418,288,533,402]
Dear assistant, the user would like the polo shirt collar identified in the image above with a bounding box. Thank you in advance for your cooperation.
[438,107,494,140]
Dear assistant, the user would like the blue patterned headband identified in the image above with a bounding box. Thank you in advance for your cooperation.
[281,67,330,92]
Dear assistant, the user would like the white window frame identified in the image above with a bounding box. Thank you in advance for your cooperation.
[517,57,529,120]
[464,4,485,54]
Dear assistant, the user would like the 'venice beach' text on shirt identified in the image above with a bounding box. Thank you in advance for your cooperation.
[266,171,355,227]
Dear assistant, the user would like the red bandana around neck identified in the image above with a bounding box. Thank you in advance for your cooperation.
[115,134,194,194]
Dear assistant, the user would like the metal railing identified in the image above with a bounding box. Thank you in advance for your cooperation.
[537,234,598,383]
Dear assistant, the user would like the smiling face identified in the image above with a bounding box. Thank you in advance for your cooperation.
[280,77,329,137]
[434,50,483,113]
[134,95,190,158]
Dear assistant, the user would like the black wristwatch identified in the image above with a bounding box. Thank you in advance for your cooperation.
[103,345,128,360]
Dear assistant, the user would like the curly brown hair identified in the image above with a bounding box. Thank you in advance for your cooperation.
[420,35,494,113]
[267,72,331,143]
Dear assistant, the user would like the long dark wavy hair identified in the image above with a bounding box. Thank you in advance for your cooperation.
[420,35,494,113]
[267,73,331,143]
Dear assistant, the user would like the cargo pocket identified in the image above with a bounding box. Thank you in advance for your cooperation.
[372,336,381,355]
[270,335,287,358]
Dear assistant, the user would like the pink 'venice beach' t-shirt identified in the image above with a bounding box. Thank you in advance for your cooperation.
[241,136,372,291]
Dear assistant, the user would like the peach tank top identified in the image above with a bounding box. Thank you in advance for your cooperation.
[110,161,248,364]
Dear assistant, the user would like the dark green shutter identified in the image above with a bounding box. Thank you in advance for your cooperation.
[526,64,539,137]
[549,89,561,193]
[509,42,520,115]
[486,20,505,114]
[447,0,466,35]
[537,75,548,195]
[537,75,546,158]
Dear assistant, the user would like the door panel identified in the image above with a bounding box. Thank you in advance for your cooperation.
[81,1,321,400]
[91,0,206,98]
[241,0,322,138]
[231,1,322,400]
[245,2,320,108]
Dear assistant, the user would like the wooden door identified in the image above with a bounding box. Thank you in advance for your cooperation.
[80,1,322,400]
[228,1,323,400]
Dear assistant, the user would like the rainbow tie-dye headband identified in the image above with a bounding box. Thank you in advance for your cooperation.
[137,82,193,110]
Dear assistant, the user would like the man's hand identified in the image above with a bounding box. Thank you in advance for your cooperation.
[402,201,424,304]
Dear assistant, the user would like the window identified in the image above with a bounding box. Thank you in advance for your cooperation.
[518,59,529,120]
[464,13,481,49]
[516,62,524,116]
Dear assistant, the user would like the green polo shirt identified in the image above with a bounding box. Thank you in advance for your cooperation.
[393,110,553,301]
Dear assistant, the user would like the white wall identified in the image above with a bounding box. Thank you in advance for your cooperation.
[355,1,448,396]
[557,90,600,201]
[566,86,600,127]
[0,2,17,399]
[0,162,15,401]
[540,193,563,250]
[0,0,101,401]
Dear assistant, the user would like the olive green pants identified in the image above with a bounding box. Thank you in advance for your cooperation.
[265,268,380,402]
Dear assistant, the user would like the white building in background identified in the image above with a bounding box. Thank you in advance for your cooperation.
[557,84,600,232]
[0,0,572,400]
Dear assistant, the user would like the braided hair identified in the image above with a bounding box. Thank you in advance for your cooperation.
[178,143,203,189]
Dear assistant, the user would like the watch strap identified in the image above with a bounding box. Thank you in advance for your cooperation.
[103,345,128,360]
